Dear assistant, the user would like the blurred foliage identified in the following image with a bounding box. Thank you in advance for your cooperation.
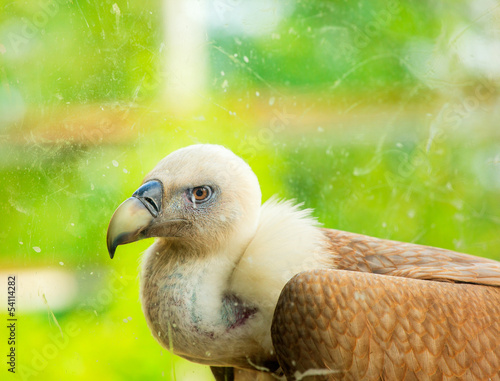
[1,0,500,380]
[1,0,163,103]
[1,0,493,104]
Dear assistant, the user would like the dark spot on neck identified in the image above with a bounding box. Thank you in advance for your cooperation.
[222,293,257,330]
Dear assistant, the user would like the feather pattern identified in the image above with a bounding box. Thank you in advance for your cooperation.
[271,228,500,380]
[323,229,500,286]
[272,269,500,380]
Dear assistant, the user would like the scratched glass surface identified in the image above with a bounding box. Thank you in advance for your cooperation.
[0,0,499,380]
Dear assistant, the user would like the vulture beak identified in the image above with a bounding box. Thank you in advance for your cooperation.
[107,180,163,259]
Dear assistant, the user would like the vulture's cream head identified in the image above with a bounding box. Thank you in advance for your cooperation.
[107,144,262,258]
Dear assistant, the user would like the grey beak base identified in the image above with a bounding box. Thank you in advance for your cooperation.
[133,180,163,218]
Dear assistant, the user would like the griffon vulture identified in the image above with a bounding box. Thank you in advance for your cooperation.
[107,144,500,380]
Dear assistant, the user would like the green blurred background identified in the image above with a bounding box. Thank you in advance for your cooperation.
[1,0,500,379]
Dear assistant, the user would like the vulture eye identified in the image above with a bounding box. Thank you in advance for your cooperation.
[187,186,212,205]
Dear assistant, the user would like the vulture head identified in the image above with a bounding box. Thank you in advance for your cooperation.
[106,144,325,371]
[107,144,262,258]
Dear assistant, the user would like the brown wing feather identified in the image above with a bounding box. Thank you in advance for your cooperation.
[271,269,500,380]
[322,229,500,286]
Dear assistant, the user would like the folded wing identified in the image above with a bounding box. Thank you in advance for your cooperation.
[324,229,500,287]
[272,269,500,380]
[271,230,500,380]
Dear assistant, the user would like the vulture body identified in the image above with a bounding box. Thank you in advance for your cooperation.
[107,144,500,380]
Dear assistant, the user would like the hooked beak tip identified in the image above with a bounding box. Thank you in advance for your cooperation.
[107,242,116,259]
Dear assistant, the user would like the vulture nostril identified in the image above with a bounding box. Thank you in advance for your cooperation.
[144,197,159,214]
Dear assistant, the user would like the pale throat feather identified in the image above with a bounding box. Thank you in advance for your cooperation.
[139,234,261,359]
